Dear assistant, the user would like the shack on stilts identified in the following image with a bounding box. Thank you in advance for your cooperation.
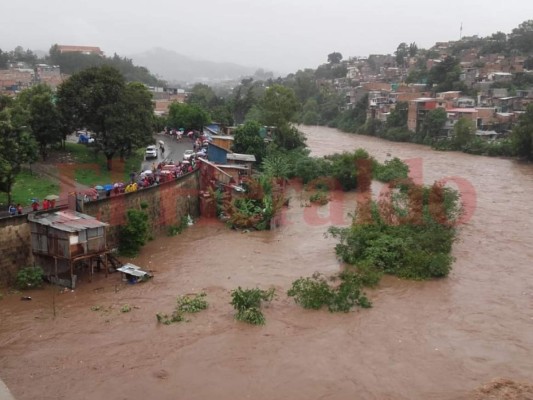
[28,210,109,288]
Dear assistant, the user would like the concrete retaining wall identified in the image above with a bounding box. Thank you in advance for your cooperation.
[0,170,200,286]
[0,214,33,286]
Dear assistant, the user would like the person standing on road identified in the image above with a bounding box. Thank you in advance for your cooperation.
[16,203,23,215]
[8,204,16,216]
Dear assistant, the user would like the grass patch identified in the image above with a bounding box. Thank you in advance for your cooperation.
[61,143,144,186]
[0,169,58,207]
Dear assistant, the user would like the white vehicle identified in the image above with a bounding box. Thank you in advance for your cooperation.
[145,145,158,159]
[183,150,195,160]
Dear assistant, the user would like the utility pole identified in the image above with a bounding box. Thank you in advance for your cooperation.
[460,22,463,40]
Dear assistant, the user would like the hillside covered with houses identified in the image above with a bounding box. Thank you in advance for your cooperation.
[1,20,533,159]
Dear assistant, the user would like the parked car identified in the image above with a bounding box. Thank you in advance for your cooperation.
[145,145,158,159]
[78,134,94,144]
[183,150,195,160]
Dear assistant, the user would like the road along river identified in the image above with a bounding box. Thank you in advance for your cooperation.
[0,125,532,400]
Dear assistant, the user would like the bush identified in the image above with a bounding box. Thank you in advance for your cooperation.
[15,266,44,290]
[287,273,333,310]
[119,208,149,257]
[287,272,371,312]
[328,181,460,281]
[309,190,329,205]
[156,292,209,325]
[373,157,409,183]
[230,287,275,325]
[167,215,190,236]
[176,293,208,313]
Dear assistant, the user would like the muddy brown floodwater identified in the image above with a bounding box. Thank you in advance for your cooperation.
[1,126,533,400]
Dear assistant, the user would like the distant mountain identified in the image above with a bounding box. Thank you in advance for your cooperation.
[129,48,258,84]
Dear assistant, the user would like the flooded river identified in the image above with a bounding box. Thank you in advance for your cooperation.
[1,126,533,400]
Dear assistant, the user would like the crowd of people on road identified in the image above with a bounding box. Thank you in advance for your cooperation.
[80,156,201,204]
[163,127,200,142]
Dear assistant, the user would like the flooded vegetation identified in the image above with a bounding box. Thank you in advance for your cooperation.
[1,125,533,399]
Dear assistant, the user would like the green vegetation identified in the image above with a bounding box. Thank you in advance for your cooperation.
[511,104,533,160]
[120,304,132,313]
[373,157,410,183]
[309,190,329,205]
[230,287,275,325]
[60,143,143,186]
[176,292,208,313]
[118,208,149,257]
[48,44,163,86]
[0,169,58,207]
[328,181,460,281]
[167,215,190,236]
[57,66,154,171]
[222,175,286,230]
[288,272,371,312]
[156,293,208,325]
[15,266,44,290]
[167,102,210,132]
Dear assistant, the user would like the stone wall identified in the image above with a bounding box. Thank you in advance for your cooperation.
[0,170,200,286]
[80,170,200,247]
[0,214,33,286]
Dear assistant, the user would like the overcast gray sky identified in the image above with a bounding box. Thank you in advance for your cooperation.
[1,0,532,74]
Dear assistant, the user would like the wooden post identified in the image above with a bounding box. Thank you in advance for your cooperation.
[69,260,73,289]
[54,257,58,279]
[104,253,108,278]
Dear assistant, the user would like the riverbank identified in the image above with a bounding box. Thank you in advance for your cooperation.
[1,126,532,399]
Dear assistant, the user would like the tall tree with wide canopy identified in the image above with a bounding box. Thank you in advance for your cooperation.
[18,84,63,160]
[56,65,154,170]
[0,108,38,204]
[327,52,343,64]
[167,102,210,131]
[259,84,299,127]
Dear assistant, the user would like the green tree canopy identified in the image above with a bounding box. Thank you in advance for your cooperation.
[259,84,299,127]
[395,43,408,67]
[56,65,154,170]
[509,20,533,54]
[327,52,343,64]
[386,101,408,129]
[232,121,266,163]
[27,85,63,160]
[427,56,462,93]
[420,108,447,138]
[452,117,476,148]
[0,109,38,204]
[512,104,533,160]
[167,102,210,132]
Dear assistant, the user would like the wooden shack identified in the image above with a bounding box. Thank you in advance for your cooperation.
[226,153,256,175]
[28,210,109,288]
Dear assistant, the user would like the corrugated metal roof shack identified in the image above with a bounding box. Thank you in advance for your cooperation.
[28,210,109,288]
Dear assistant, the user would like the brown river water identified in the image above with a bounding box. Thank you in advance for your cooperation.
[1,125,533,400]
